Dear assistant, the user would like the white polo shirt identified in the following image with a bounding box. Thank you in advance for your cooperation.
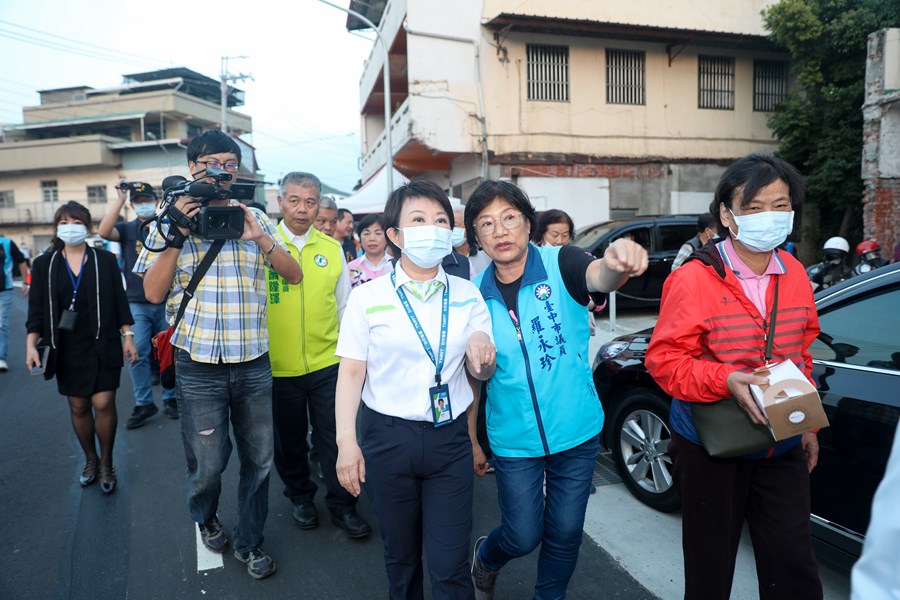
[336,264,493,422]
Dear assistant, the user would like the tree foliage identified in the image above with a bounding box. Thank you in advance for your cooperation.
[762,0,900,245]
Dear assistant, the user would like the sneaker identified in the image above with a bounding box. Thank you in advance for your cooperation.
[0,359,8,372]
[198,516,228,553]
[234,547,276,580]
[126,404,159,429]
[163,399,179,419]
[471,536,498,600]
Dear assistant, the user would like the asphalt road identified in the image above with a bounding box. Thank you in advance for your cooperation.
[0,291,658,600]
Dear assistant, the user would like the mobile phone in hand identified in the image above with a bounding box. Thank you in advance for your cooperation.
[30,346,49,376]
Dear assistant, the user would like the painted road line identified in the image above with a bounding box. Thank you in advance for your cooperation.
[195,525,224,572]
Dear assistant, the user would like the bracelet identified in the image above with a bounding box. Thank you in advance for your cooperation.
[264,239,278,256]
[121,331,135,337]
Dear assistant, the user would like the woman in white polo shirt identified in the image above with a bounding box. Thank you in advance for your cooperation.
[335,179,496,600]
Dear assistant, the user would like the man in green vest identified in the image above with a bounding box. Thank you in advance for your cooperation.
[267,172,371,539]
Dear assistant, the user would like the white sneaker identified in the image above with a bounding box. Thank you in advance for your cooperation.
[0,359,8,372]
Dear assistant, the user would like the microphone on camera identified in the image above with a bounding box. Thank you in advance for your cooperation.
[162,175,188,192]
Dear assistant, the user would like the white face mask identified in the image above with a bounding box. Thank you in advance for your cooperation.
[57,223,89,246]
[729,209,794,253]
[451,227,467,248]
[400,225,453,268]
[133,202,157,219]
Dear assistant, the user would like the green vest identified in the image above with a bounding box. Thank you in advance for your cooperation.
[267,224,344,377]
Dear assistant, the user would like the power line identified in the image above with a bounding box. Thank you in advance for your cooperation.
[0,18,162,64]
[0,28,160,69]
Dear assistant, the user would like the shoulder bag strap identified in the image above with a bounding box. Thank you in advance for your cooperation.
[764,276,779,363]
[173,239,225,329]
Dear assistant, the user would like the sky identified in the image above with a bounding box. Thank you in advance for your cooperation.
[0,0,376,194]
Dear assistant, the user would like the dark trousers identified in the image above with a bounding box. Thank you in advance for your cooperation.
[669,432,822,600]
[272,364,355,516]
[360,405,475,600]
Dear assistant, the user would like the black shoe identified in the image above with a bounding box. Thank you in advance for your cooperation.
[199,516,228,553]
[331,510,372,539]
[292,502,319,530]
[126,404,159,429]
[234,547,276,579]
[163,399,179,419]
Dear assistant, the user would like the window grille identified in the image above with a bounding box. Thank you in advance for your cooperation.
[87,185,107,204]
[0,190,13,208]
[606,49,645,105]
[698,55,735,110]
[40,180,58,204]
[753,60,788,112]
[527,44,569,102]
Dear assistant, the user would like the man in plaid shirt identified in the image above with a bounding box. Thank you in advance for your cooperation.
[135,131,301,580]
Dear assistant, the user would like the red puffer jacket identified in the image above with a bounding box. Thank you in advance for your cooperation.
[646,243,819,405]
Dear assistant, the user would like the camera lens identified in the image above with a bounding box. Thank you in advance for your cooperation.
[207,214,226,230]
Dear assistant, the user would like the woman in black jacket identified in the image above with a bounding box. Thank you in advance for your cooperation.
[26,202,137,494]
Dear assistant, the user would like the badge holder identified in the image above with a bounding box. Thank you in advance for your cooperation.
[430,377,452,427]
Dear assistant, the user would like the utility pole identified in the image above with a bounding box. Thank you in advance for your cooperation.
[220,56,252,134]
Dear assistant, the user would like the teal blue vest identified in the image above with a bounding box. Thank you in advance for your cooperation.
[475,244,603,457]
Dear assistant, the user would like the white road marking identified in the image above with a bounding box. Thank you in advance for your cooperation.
[195,525,224,572]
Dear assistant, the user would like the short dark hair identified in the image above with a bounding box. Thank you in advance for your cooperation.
[338,208,354,221]
[532,209,574,244]
[709,154,804,237]
[383,179,455,256]
[697,213,717,233]
[464,180,537,249]
[51,201,92,252]
[356,213,384,237]
[186,130,242,164]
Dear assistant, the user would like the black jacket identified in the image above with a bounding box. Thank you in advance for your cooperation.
[26,247,133,380]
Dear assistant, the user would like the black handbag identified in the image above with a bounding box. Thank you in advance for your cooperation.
[692,278,779,458]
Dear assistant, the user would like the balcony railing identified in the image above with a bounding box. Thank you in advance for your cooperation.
[360,97,411,181]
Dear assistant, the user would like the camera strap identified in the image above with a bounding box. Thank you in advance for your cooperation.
[173,239,225,329]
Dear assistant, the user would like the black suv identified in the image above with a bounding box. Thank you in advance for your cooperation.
[592,262,900,571]
[573,215,699,306]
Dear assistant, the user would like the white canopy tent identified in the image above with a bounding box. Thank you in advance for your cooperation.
[336,166,463,215]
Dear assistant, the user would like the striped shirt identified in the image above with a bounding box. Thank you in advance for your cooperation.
[718,236,787,317]
[133,208,285,364]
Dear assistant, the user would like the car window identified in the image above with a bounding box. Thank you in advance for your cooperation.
[659,225,697,252]
[573,222,620,252]
[811,284,900,371]
[615,227,651,251]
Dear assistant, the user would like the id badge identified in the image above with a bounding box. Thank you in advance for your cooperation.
[430,384,452,427]
[58,308,78,332]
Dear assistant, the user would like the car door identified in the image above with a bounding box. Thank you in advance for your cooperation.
[808,279,900,564]
[650,222,696,298]
[609,226,655,304]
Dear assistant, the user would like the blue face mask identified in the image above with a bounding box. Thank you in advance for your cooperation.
[451,227,467,248]
[57,223,89,246]
[133,202,157,219]
[401,225,453,269]
[729,209,794,253]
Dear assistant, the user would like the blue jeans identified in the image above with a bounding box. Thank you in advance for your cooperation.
[128,302,175,406]
[175,349,274,552]
[478,435,599,600]
[0,290,12,361]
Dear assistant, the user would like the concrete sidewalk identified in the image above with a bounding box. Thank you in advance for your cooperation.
[582,305,851,599]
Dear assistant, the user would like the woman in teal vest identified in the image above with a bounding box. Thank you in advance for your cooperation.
[465,181,647,600]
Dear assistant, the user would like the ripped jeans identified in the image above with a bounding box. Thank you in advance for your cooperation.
[175,349,274,552]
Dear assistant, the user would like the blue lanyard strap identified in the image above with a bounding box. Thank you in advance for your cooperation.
[64,252,87,309]
[391,271,449,385]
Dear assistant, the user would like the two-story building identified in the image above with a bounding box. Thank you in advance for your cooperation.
[0,67,258,251]
[347,0,789,232]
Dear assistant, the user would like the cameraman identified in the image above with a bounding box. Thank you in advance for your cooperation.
[98,182,178,426]
[134,131,301,580]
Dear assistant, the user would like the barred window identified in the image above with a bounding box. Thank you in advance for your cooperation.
[753,60,788,112]
[526,44,569,102]
[41,180,58,204]
[0,190,13,208]
[698,55,735,110]
[606,49,645,105]
[87,185,107,204]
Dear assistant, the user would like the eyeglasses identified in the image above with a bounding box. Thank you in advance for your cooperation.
[195,160,240,172]
[475,211,524,236]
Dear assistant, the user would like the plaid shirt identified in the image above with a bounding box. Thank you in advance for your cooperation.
[133,209,285,364]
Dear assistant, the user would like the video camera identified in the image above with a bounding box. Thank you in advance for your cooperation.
[141,168,257,249]
[117,181,155,196]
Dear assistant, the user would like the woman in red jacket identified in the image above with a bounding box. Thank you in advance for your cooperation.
[646,154,823,600]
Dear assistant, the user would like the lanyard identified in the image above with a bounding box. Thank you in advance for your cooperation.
[64,252,88,309]
[391,271,449,385]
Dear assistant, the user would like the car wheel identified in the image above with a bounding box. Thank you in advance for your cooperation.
[609,389,680,513]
